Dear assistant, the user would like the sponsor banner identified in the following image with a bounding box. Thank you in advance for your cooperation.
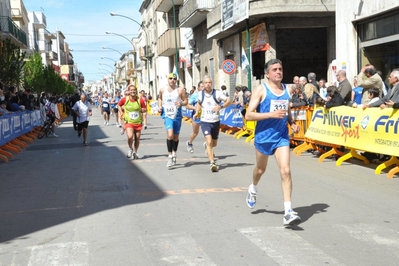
[221,104,244,128]
[305,106,399,156]
[0,110,41,146]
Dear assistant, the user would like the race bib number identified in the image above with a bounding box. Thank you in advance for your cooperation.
[203,108,216,119]
[103,102,109,108]
[129,111,139,120]
[165,105,177,117]
[270,99,288,112]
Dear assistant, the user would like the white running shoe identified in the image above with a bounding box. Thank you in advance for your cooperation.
[166,156,173,168]
[106,122,109,126]
[52,133,59,138]
[133,152,139,160]
[186,141,194,153]
[246,187,257,209]
[283,210,301,227]
[127,149,133,158]
[104,121,106,125]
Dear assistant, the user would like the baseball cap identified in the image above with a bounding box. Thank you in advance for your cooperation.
[168,73,177,79]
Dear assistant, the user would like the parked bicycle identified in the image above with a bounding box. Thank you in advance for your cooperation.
[37,119,53,139]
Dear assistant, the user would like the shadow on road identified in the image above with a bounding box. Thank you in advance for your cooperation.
[0,120,165,244]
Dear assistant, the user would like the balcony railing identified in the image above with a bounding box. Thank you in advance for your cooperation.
[157,28,183,57]
[179,0,216,28]
[0,16,28,47]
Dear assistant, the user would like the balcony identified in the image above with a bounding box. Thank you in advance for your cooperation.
[155,0,184,12]
[47,51,58,60]
[31,12,46,29]
[179,0,216,28]
[157,28,183,57]
[0,16,28,47]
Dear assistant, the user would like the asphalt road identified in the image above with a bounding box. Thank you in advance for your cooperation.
[1,109,398,266]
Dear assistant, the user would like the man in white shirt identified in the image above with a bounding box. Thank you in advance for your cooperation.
[194,76,230,172]
[72,93,92,146]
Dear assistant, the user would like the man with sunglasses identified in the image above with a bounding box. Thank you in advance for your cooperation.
[158,73,188,168]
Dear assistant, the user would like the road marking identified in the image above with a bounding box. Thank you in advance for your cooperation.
[239,227,345,266]
[140,232,216,265]
[334,224,399,249]
[140,187,247,196]
[28,242,88,266]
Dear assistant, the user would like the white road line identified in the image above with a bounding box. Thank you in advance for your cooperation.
[27,242,88,266]
[139,233,216,266]
[334,224,399,250]
[239,227,345,266]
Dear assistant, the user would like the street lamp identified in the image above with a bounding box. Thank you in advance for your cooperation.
[105,31,136,52]
[102,46,123,56]
[172,0,179,77]
[110,12,152,91]
[99,63,114,71]
[101,56,116,62]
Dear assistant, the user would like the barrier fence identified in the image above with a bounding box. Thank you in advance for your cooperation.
[0,104,67,163]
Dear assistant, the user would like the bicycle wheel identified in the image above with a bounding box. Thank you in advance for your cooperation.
[37,123,49,139]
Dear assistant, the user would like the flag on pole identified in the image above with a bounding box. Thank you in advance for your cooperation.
[241,47,250,74]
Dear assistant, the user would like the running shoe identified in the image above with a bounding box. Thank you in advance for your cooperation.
[210,162,218,172]
[52,133,59,138]
[203,142,207,156]
[106,122,109,126]
[172,154,177,166]
[127,149,133,158]
[83,141,88,146]
[166,156,173,168]
[104,121,106,125]
[186,141,194,153]
[246,188,257,209]
[133,152,139,160]
[283,210,301,227]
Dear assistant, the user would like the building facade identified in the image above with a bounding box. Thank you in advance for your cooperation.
[335,0,399,86]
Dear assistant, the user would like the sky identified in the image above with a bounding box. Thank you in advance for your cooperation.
[23,0,143,83]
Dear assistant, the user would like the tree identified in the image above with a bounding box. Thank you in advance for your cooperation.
[23,52,45,93]
[0,39,26,87]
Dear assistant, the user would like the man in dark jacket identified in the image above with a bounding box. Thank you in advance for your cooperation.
[70,90,80,130]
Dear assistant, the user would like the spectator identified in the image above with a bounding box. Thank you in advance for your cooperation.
[301,75,319,106]
[356,65,384,104]
[324,85,344,108]
[368,68,399,108]
[352,88,380,108]
[336,70,352,105]
[351,78,363,105]
[233,85,243,106]
[290,85,308,108]
[221,85,229,97]
[319,78,328,100]
[0,100,11,116]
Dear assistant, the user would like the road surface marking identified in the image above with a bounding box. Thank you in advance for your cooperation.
[28,242,88,266]
[239,227,345,266]
[140,232,216,265]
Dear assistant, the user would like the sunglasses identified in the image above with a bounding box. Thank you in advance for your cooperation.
[169,77,177,80]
